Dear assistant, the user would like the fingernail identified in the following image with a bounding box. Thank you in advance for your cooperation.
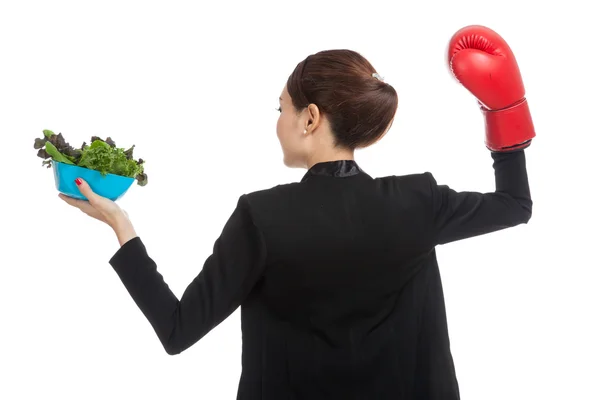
[75,178,82,186]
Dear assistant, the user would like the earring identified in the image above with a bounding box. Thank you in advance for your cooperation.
[303,129,307,134]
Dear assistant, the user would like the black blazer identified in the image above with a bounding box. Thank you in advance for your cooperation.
[109,150,532,399]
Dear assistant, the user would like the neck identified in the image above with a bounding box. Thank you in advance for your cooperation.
[306,149,354,170]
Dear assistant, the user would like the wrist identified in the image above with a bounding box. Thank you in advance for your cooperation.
[482,98,535,151]
[112,218,138,247]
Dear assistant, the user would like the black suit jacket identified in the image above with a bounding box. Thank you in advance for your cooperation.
[109,150,532,399]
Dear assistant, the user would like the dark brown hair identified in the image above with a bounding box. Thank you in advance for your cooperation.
[286,49,398,149]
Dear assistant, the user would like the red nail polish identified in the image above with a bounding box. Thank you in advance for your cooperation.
[75,178,82,186]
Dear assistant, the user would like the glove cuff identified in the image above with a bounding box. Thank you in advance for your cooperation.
[482,99,536,152]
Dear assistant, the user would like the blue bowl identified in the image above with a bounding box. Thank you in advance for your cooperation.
[52,160,135,201]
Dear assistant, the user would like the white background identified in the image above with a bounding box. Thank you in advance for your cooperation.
[1,0,599,399]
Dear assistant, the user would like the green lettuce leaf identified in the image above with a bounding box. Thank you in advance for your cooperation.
[44,141,75,165]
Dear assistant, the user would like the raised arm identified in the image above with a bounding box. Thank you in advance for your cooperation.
[429,25,535,245]
[428,150,531,245]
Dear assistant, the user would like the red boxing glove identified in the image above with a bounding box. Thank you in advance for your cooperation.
[447,25,535,152]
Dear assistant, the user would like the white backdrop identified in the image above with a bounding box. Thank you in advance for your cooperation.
[1,1,598,399]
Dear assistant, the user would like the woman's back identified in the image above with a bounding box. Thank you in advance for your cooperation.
[238,160,458,399]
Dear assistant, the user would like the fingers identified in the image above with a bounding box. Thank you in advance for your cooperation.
[74,178,100,206]
[59,193,83,207]
[59,193,104,223]
[58,193,95,213]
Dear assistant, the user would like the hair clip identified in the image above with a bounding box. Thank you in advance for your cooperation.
[372,72,384,82]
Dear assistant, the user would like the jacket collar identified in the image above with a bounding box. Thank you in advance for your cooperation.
[301,159,363,182]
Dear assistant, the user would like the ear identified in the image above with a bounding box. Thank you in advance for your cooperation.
[306,104,322,128]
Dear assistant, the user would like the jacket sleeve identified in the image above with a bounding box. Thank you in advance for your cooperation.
[108,194,267,355]
[427,149,532,246]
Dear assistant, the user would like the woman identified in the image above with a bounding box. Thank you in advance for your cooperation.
[60,25,533,400]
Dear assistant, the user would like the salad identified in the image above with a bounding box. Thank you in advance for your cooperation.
[34,129,148,186]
